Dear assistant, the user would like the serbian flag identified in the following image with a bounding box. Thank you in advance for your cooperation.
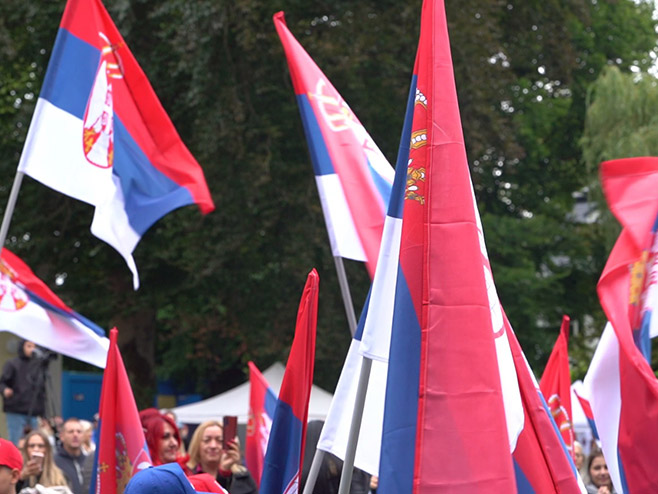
[586,157,658,493]
[245,361,277,487]
[274,12,393,278]
[368,1,584,492]
[0,248,108,367]
[17,0,214,290]
[94,328,152,494]
[260,270,318,494]
[539,315,575,456]
[572,380,599,440]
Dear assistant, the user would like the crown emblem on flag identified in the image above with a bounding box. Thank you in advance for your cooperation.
[83,33,124,169]
[311,79,355,133]
[0,273,28,312]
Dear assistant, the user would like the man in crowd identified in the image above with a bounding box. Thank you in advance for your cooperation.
[0,340,47,445]
[54,418,94,494]
[0,439,22,494]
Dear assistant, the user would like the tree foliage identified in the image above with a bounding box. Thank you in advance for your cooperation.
[0,0,656,403]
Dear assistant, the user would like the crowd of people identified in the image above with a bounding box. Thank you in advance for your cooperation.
[0,340,619,494]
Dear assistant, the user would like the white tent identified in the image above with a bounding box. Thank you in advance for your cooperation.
[172,362,334,425]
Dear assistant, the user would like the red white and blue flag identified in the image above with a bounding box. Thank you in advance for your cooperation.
[274,13,394,277]
[260,270,318,494]
[583,157,658,493]
[0,248,108,367]
[539,315,575,457]
[17,0,215,289]
[94,328,152,494]
[365,1,584,492]
[246,361,277,487]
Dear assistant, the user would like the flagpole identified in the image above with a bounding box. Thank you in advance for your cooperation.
[333,256,357,337]
[0,171,25,249]
[337,356,372,494]
[302,449,326,494]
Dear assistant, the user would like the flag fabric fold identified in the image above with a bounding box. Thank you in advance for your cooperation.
[245,361,278,487]
[274,12,394,277]
[17,0,214,289]
[260,270,319,494]
[587,157,658,493]
[0,248,108,367]
[539,315,575,456]
[94,328,152,494]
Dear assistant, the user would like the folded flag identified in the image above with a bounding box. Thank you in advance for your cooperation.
[17,0,214,289]
[539,315,575,456]
[94,328,152,494]
[587,157,658,493]
[274,12,393,277]
[260,270,319,494]
[0,248,108,367]
[246,361,278,486]
[368,1,585,492]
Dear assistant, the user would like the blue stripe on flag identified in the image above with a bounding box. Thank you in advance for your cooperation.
[25,288,106,337]
[112,117,195,235]
[264,388,278,419]
[260,400,303,492]
[366,158,392,207]
[296,95,335,176]
[377,269,421,494]
[41,28,99,119]
[386,75,417,220]
[513,459,536,494]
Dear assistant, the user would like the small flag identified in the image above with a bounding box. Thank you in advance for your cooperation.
[94,328,152,494]
[0,248,108,367]
[539,315,575,456]
[260,270,319,494]
[246,361,277,486]
[17,0,214,289]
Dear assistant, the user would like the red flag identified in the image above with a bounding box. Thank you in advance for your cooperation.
[245,361,277,486]
[260,270,318,494]
[94,328,151,494]
[593,157,658,492]
[539,315,574,456]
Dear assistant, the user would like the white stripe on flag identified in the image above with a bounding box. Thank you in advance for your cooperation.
[582,323,624,493]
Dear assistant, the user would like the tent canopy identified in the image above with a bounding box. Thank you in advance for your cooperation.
[172,362,334,425]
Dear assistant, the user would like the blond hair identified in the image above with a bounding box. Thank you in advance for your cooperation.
[21,430,69,488]
[186,420,246,474]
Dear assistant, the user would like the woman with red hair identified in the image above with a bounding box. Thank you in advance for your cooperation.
[140,408,182,466]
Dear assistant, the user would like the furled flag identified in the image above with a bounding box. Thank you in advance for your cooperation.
[571,380,599,441]
[94,328,152,494]
[539,315,575,457]
[274,12,394,278]
[365,1,585,492]
[246,361,278,487]
[585,157,658,493]
[260,270,319,494]
[17,0,214,290]
[0,248,108,367]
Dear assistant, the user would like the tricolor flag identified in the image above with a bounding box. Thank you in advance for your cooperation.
[365,1,585,492]
[245,361,277,487]
[94,328,152,494]
[0,248,108,367]
[584,157,658,493]
[274,12,394,278]
[17,0,214,289]
[539,315,575,456]
[260,269,319,494]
